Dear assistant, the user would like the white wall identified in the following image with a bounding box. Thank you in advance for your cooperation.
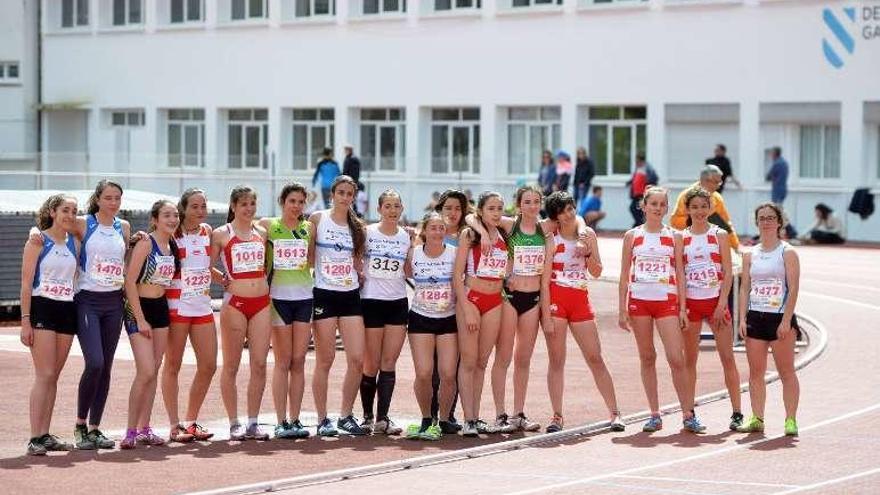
[0,0,38,166]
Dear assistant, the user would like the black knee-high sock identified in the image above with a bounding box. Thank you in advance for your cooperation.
[430,352,441,419]
[360,374,377,419]
[376,370,396,421]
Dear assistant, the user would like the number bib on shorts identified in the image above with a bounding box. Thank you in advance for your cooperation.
[476,249,508,279]
[556,269,589,290]
[321,256,355,287]
[40,278,74,301]
[181,267,211,300]
[231,242,264,274]
[413,284,453,314]
[633,254,670,284]
[686,260,719,289]
[368,255,403,279]
[512,245,544,276]
[273,239,307,271]
[750,278,784,311]
[91,255,124,288]
[151,255,176,287]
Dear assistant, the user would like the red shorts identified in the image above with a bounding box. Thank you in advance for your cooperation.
[549,284,595,322]
[466,289,503,315]
[628,294,679,319]
[685,297,731,323]
[169,309,215,326]
[224,293,271,320]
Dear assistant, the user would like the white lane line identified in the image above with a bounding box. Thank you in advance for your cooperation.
[503,402,880,495]
[770,467,880,494]
[615,475,799,489]
[802,279,880,293]
[576,479,716,495]
[799,292,880,311]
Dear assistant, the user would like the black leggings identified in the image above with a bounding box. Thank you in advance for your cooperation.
[75,290,124,426]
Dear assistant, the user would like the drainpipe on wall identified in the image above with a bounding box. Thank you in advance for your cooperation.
[36,0,43,190]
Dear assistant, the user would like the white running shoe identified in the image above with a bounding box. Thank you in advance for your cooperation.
[229,423,246,441]
[461,420,479,437]
[610,414,626,432]
[509,413,541,432]
[373,418,403,436]
[486,413,517,434]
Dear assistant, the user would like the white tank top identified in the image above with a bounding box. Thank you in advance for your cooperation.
[314,210,359,291]
[361,223,410,300]
[628,225,678,301]
[749,242,789,313]
[550,232,589,291]
[410,244,456,319]
[167,224,213,317]
[32,233,78,302]
[683,225,724,300]
[78,215,127,293]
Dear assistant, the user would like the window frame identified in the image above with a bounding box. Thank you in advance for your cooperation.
[433,0,481,12]
[797,123,841,181]
[61,0,90,28]
[0,62,21,83]
[227,109,269,170]
[431,108,480,175]
[291,108,335,170]
[170,0,205,24]
[362,0,407,15]
[585,105,647,177]
[506,106,561,176]
[292,0,336,18]
[167,109,206,169]
[231,0,269,20]
[359,108,406,173]
[112,0,144,26]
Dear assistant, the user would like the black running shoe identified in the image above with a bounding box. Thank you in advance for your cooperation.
[337,415,368,436]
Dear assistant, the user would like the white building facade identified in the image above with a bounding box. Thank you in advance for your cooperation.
[6,0,880,239]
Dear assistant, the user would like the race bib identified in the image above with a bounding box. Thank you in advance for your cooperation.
[91,255,124,288]
[40,277,74,301]
[230,242,264,274]
[151,255,175,287]
[368,255,403,280]
[685,260,719,289]
[273,239,308,271]
[751,278,784,310]
[476,249,507,279]
[512,245,544,276]
[181,267,211,300]
[633,254,670,284]
[321,256,355,287]
[555,269,589,290]
[413,284,453,314]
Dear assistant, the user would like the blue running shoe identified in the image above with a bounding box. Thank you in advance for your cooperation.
[317,418,338,437]
[642,415,663,433]
[683,415,707,434]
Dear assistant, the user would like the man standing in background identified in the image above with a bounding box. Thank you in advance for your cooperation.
[766,146,789,206]
[705,144,741,194]
[312,147,340,208]
[573,146,595,203]
[626,152,659,227]
[342,144,361,184]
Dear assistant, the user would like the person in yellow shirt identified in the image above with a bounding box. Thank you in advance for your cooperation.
[671,165,740,251]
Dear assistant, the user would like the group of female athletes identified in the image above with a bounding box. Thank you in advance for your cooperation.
[19,175,802,456]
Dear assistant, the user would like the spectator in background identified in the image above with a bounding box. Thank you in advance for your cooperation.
[425,191,441,213]
[577,185,606,230]
[312,147,340,208]
[304,190,322,216]
[342,144,361,184]
[670,165,740,251]
[626,152,659,227]
[355,182,368,220]
[800,203,845,244]
[766,146,789,206]
[537,150,557,196]
[573,146,595,203]
[555,150,573,193]
[705,144,741,193]
[464,189,475,208]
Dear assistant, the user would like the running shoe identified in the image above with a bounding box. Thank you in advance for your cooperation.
[610,414,626,432]
[486,413,517,434]
[89,429,115,449]
[682,415,707,434]
[373,418,403,436]
[275,421,293,439]
[439,420,461,435]
[461,420,479,437]
[729,412,744,431]
[736,415,764,433]
[509,413,541,432]
[288,419,310,439]
[137,427,166,446]
[170,424,195,443]
[184,422,214,441]
[229,423,247,441]
[360,416,374,434]
[642,415,663,433]
[474,419,489,434]
[784,418,799,437]
[120,430,138,450]
[74,424,95,450]
[419,423,442,441]
[405,424,422,440]
[338,415,368,436]
[27,437,47,456]
[317,418,338,437]
[245,423,270,440]
[42,434,74,451]
[545,414,564,434]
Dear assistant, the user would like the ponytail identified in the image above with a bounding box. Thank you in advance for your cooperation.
[346,206,366,259]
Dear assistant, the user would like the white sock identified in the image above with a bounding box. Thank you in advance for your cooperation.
[185,419,195,426]
[229,418,239,428]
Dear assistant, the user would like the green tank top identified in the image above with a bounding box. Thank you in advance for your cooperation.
[507,217,546,277]
[508,217,545,252]
[267,217,313,301]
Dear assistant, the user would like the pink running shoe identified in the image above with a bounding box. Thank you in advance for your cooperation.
[121,429,138,450]
[137,427,166,446]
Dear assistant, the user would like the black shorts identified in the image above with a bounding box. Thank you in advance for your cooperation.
[408,311,457,336]
[313,287,362,321]
[124,296,170,335]
[362,297,409,328]
[30,296,77,335]
[272,298,313,325]
[746,310,799,342]
[504,290,540,316]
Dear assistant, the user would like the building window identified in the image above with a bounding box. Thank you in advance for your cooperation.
[228,109,268,169]
[431,108,480,175]
[112,0,143,26]
[587,105,647,176]
[294,0,335,17]
[292,108,335,170]
[0,62,20,82]
[507,107,560,176]
[799,125,840,179]
[360,108,405,172]
[111,110,145,127]
[363,0,406,15]
[435,0,480,10]
[512,0,561,7]
[167,109,205,168]
[232,0,268,20]
[589,0,646,5]
[62,0,90,27]
[171,0,203,23]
